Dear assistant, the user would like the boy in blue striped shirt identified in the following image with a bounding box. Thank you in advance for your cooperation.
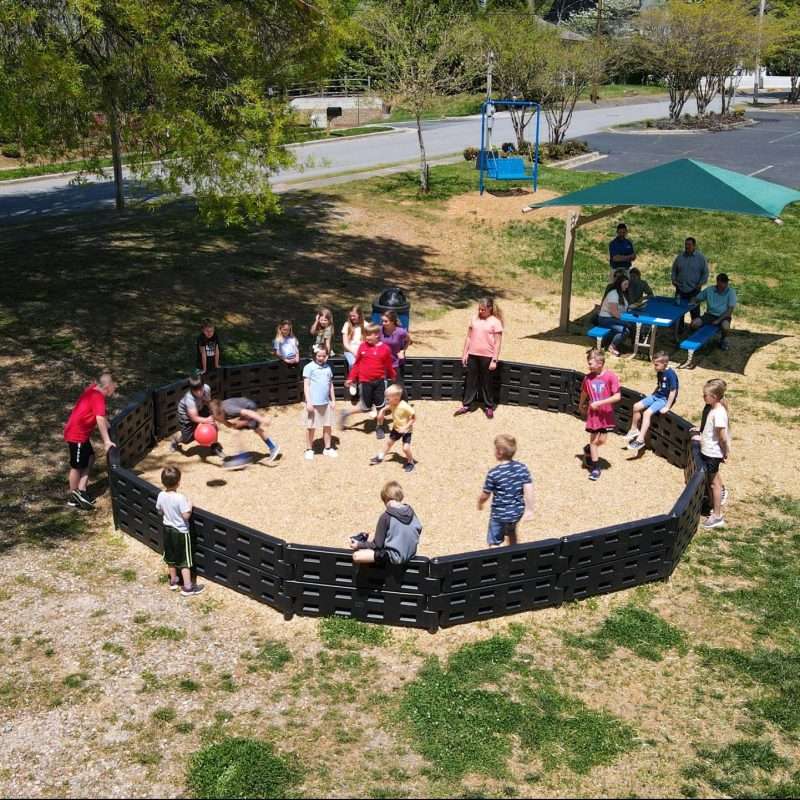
[478,434,534,548]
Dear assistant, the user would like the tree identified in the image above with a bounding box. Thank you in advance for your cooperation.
[0,0,344,225]
[479,10,555,150]
[767,1,800,104]
[358,0,482,193]
[564,0,639,37]
[538,38,602,143]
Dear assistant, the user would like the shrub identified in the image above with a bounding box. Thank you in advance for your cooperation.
[186,737,301,799]
[463,146,478,161]
[1,145,21,159]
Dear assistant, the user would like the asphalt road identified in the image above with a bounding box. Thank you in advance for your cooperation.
[577,111,800,187]
[0,97,710,223]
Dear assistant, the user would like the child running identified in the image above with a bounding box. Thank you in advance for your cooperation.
[349,481,422,566]
[340,323,396,438]
[272,320,300,365]
[302,347,337,460]
[370,384,416,472]
[692,378,730,529]
[209,398,280,469]
[156,466,204,597]
[310,307,334,357]
[196,319,221,373]
[627,352,679,452]
[171,372,222,457]
[478,434,534,548]
[578,348,621,481]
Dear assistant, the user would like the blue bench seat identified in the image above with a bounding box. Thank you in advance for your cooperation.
[587,325,612,347]
[486,157,531,181]
[678,323,719,366]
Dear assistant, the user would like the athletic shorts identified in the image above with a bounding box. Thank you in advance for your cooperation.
[701,454,723,475]
[162,525,193,569]
[640,394,668,414]
[223,397,259,429]
[389,430,412,444]
[68,440,94,469]
[360,379,386,411]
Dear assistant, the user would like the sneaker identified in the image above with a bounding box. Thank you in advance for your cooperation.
[76,490,96,510]
[403,461,416,473]
[484,407,494,419]
[719,339,730,351]
[589,469,601,481]
[721,486,729,506]
[348,384,358,397]
[211,443,224,457]
[169,579,182,592]
[67,491,81,509]
[169,439,180,453]
[627,439,646,452]
[609,346,621,357]
[702,515,726,529]
[375,426,385,440]
[267,443,281,463]
[181,584,206,597]
[323,448,338,458]
[369,455,383,466]
[626,429,639,442]
[304,449,314,461]
[223,453,252,470]
[453,405,470,417]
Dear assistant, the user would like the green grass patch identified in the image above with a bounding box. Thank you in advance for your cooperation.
[385,93,484,123]
[102,642,127,657]
[244,640,292,673]
[142,625,186,642]
[396,631,635,779]
[565,604,687,661]
[0,154,141,182]
[682,739,795,798]
[766,381,800,408]
[286,125,395,143]
[767,359,800,371]
[186,737,301,799]
[178,678,201,692]
[319,617,390,649]
[62,672,89,689]
[152,706,177,723]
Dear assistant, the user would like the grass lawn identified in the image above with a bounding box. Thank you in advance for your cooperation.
[1,157,799,798]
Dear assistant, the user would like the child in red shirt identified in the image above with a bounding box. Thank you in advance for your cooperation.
[578,348,621,481]
[339,324,396,440]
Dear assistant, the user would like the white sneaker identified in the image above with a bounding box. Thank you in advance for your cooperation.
[349,384,358,397]
[304,449,314,460]
[626,429,639,442]
[702,515,725,529]
[323,448,338,458]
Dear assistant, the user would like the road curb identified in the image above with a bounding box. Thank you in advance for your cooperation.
[553,151,606,169]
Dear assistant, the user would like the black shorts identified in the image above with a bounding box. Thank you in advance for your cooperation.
[361,379,386,410]
[372,548,391,566]
[68,440,94,469]
[223,397,259,429]
[389,430,412,444]
[162,525,193,569]
[701,454,723,475]
[178,425,197,444]
[585,426,615,434]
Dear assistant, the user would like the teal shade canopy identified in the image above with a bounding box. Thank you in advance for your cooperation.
[529,158,800,219]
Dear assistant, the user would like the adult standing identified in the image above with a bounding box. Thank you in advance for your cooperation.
[691,273,737,351]
[671,237,708,322]
[608,223,636,281]
[64,371,117,510]
[454,297,504,419]
[380,310,411,383]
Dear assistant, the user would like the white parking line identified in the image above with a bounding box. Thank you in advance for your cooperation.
[748,165,774,176]
[768,130,800,144]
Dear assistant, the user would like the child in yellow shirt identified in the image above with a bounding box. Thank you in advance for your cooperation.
[370,384,416,472]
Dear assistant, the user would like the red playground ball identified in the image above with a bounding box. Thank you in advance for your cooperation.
[194,423,218,447]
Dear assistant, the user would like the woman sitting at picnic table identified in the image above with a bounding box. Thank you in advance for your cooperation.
[597,273,633,357]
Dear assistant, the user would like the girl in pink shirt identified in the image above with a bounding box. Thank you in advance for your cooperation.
[578,348,621,481]
[454,297,504,419]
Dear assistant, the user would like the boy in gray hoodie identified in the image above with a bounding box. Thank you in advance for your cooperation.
[350,481,422,566]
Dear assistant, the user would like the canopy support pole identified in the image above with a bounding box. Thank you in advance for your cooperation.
[558,204,633,332]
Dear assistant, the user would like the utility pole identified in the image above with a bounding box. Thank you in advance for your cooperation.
[753,0,767,106]
[590,0,603,104]
[485,48,494,151]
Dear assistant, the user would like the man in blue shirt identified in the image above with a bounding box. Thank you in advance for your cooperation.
[671,236,708,322]
[691,273,737,351]
[608,223,636,281]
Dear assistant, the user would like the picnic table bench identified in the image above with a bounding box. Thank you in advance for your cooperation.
[678,323,720,367]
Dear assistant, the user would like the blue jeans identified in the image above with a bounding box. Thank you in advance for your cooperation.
[597,315,631,350]
[344,351,356,369]
[487,516,519,546]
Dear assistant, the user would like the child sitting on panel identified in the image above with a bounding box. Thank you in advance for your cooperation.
[196,318,221,374]
[302,347,337,460]
[626,352,679,452]
[370,384,416,472]
[578,348,621,481]
[349,481,422,566]
[477,434,534,548]
[310,307,335,357]
[209,398,280,469]
[272,320,300,366]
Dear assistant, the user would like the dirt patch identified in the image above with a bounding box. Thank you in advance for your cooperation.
[138,397,684,556]
[445,187,572,227]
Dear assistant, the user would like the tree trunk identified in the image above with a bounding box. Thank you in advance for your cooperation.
[790,73,800,104]
[668,85,689,122]
[694,75,718,116]
[415,112,429,194]
[106,93,125,211]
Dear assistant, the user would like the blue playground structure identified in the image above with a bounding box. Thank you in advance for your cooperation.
[478,98,541,195]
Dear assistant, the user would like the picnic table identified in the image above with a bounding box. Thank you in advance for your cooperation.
[620,296,696,359]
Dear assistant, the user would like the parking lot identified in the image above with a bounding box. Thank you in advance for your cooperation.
[578,111,800,188]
